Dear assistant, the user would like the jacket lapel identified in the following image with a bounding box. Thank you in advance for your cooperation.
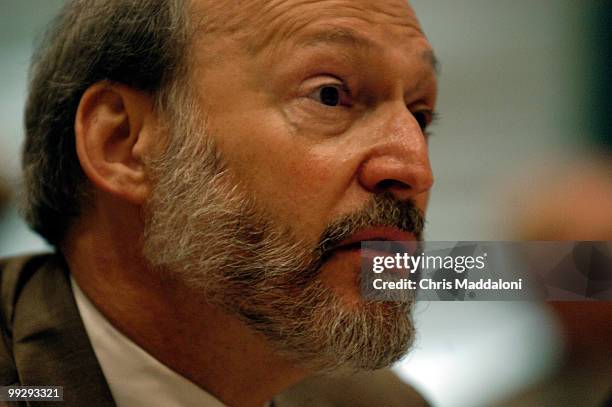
[11,254,115,406]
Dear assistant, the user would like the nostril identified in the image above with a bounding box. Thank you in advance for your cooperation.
[376,179,411,192]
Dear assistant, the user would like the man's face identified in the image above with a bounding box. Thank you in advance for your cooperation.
[192,0,437,297]
[143,0,436,371]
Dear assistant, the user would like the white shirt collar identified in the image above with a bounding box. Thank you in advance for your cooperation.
[71,277,227,407]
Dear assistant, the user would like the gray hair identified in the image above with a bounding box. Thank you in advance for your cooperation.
[22,0,189,244]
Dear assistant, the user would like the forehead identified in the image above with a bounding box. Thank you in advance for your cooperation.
[192,0,428,55]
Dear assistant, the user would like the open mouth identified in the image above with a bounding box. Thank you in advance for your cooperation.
[334,226,417,254]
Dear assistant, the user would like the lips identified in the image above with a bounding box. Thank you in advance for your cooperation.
[335,226,417,252]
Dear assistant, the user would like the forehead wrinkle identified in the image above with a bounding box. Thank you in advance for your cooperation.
[296,26,373,51]
[190,0,242,36]
[198,0,425,55]
[191,0,423,35]
[266,26,438,80]
[291,27,436,70]
[189,0,435,76]
[243,0,323,55]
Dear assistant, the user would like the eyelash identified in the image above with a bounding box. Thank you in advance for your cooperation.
[413,110,439,133]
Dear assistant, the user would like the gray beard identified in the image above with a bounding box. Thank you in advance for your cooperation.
[142,112,419,371]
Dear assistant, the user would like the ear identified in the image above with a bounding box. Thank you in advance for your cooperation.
[75,82,158,205]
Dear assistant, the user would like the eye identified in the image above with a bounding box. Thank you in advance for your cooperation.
[308,84,350,107]
[412,110,435,131]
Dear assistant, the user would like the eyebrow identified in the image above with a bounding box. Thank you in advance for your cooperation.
[422,49,441,75]
[295,27,440,75]
[298,27,374,49]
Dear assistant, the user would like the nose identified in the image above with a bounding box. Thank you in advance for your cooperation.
[357,104,434,201]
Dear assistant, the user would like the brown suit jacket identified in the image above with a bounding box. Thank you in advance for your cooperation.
[0,254,429,406]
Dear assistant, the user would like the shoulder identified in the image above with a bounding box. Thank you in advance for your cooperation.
[0,253,59,326]
[1,254,55,310]
[0,253,61,385]
[274,369,430,407]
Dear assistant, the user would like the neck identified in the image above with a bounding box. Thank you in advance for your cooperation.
[63,207,309,407]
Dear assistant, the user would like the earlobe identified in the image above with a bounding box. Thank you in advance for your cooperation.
[75,82,155,205]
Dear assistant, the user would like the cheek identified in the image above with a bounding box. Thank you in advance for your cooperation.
[283,149,343,199]
[208,111,353,236]
[254,146,352,234]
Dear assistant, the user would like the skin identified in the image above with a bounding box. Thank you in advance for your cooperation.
[193,0,437,300]
[64,0,438,406]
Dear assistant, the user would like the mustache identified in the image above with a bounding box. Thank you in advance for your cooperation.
[314,193,425,262]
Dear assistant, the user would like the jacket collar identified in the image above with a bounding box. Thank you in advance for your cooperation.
[11,254,116,405]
